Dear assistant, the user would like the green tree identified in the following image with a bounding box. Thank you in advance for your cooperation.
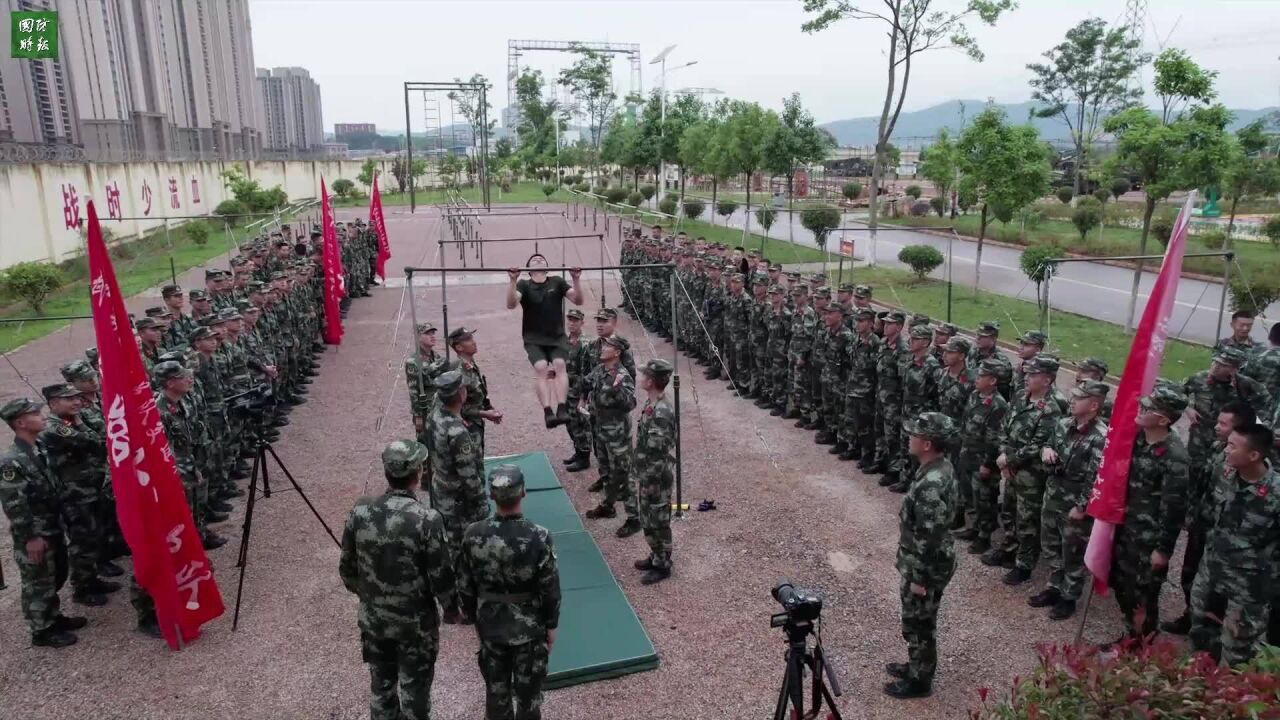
[1109,177,1131,199]
[357,159,377,189]
[1263,216,1280,248]
[898,245,944,282]
[1071,196,1104,242]
[541,184,557,199]
[331,178,355,198]
[801,205,842,254]
[756,206,778,237]
[1055,186,1073,204]
[905,184,922,199]
[1222,120,1280,240]
[1027,18,1148,195]
[719,100,779,233]
[1,261,63,314]
[1152,48,1218,124]
[184,220,210,245]
[716,200,739,222]
[802,0,1014,265]
[919,129,958,217]
[448,74,495,151]
[558,46,618,167]
[683,199,705,221]
[514,69,561,176]
[679,116,725,216]
[763,92,833,215]
[841,182,863,201]
[957,107,1053,293]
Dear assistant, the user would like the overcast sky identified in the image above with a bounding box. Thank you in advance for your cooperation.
[248,0,1280,133]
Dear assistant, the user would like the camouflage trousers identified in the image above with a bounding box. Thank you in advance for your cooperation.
[788,360,813,416]
[899,576,949,684]
[435,488,488,611]
[839,394,875,457]
[1040,484,1091,600]
[365,631,439,720]
[592,417,637,521]
[564,394,592,455]
[999,468,1046,572]
[808,366,825,423]
[875,396,901,470]
[729,337,752,389]
[1179,523,1207,609]
[638,469,674,570]
[204,414,230,495]
[959,454,999,541]
[14,537,68,635]
[1110,530,1166,638]
[767,353,789,406]
[1190,572,1269,667]
[479,638,550,720]
[819,379,843,435]
[752,347,770,395]
[62,495,102,589]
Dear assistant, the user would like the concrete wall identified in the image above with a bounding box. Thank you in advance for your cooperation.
[0,158,397,269]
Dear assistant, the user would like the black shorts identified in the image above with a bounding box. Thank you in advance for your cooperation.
[524,341,568,366]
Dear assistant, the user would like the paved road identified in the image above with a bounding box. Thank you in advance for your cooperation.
[685,202,1275,346]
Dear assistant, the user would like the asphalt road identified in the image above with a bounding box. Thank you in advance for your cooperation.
[688,204,1275,346]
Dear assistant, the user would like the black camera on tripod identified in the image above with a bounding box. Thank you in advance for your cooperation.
[226,383,272,414]
[771,580,823,627]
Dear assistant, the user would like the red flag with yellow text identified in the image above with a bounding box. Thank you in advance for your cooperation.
[370,174,390,280]
[321,178,345,344]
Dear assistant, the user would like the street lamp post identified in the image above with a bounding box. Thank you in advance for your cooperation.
[649,46,697,195]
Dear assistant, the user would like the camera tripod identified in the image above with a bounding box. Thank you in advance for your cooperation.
[231,441,341,630]
[773,619,843,720]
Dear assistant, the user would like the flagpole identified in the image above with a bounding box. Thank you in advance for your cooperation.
[1073,582,1095,645]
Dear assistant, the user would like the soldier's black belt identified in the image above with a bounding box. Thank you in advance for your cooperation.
[479,591,534,603]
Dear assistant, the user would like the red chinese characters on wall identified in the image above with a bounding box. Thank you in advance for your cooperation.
[105,181,122,220]
[141,179,153,216]
[168,176,181,209]
[190,176,201,205]
[62,183,81,229]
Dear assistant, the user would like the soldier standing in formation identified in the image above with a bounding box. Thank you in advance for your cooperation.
[428,370,485,624]
[405,322,445,449]
[632,359,677,585]
[562,309,593,470]
[582,335,640,537]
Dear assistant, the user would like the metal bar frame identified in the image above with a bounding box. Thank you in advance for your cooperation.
[437,233,601,245]
[404,80,492,215]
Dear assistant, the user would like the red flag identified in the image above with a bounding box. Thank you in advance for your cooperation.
[321,179,345,344]
[370,174,391,280]
[1084,193,1195,594]
[86,200,224,648]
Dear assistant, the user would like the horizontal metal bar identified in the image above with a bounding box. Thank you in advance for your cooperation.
[438,233,602,244]
[406,263,673,274]
[1047,251,1234,264]
[443,211,564,217]
[0,314,93,324]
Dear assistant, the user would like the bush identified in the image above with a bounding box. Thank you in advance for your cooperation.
[331,179,355,198]
[1071,197,1104,242]
[897,245,944,281]
[626,191,644,207]
[1020,244,1059,286]
[214,199,248,226]
[973,641,1280,720]
[665,191,679,203]
[541,184,557,199]
[573,182,589,193]
[716,200,739,218]
[1263,216,1280,248]
[842,182,863,201]
[1055,186,1074,204]
[1198,227,1227,249]
[910,200,931,217]
[930,196,946,217]
[658,198,678,216]
[800,205,842,250]
[592,185,609,197]
[184,221,211,246]
[683,199,705,221]
[905,184,923,200]
[1092,187,1111,204]
[605,188,630,205]
[1,261,64,314]
[755,206,778,231]
[1151,212,1176,247]
[1110,177,1131,199]
[639,185,656,201]
[1230,266,1280,316]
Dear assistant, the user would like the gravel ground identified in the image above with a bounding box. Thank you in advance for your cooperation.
[0,206,1195,720]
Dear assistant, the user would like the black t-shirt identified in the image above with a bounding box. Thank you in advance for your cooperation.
[518,276,570,345]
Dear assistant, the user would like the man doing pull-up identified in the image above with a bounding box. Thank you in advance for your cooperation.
[506,254,584,428]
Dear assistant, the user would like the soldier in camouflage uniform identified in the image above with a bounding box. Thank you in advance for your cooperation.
[1010,331,1047,398]
[840,307,880,463]
[429,370,486,623]
[891,324,942,492]
[807,287,832,431]
[39,383,119,607]
[339,440,454,720]
[1214,310,1262,359]
[450,327,503,479]
[817,302,851,450]
[633,359,677,584]
[785,285,817,423]
[953,359,1010,553]
[1109,387,1190,642]
[700,264,727,380]
[152,361,226,550]
[967,321,1013,399]
[1074,357,1113,422]
[1,398,87,648]
[1241,323,1280,401]
[1027,381,1108,621]
[748,273,773,404]
[573,310,635,477]
[1189,423,1280,666]
[762,285,792,415]
[562,310,593,469]
[931,323,957,364]
[582,335,640,537]
[872,311,907,481]
[989,355,1061,584]
[61,359,125,568]
[162,284,198,347]
[136,317,165,375]
[405,322,445,448]
[886,412,958,699]
[936,337,973,520]
[458,465,561,720]
[723,273,751,394]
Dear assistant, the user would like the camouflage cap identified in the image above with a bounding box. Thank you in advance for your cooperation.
[1025,355,1060,376]
[161,284,183,298]
[134,317,163,330]
[977,358,1012,380]
[903,411,956,442]
[1079,356,1109,376]
[381,439,428,479]
[189,326,216,342]
[934,322,958,337]
[1140,386,1188,418]
[416,321,437,334]
[854,307,877,321]
[853,284,873,299]
[769,263,783,271]
[601,335,631,351]
[204,269,230,280]
[435,369,464,398]
[640,358,674,382]
[247,281,267,292]
[767,284,783,295]
[239,302,261,314]
[152,360,191,383]
[217,307,242,322]
[60,359,96,382]
[811,273,828,282]
[908,314,932,328]
[448,327,475,344]
[814,286,832,298]
[908,324,934,340]
[270,271,288,281]
[595,307,618,321]
[882,310,907,325]
[751,270,769,283]
[189,289,210,301]
[1072,380,1111,399]
[41,383,80,401]
[790,283,810,296]
[566,309,584,321]
[976,320,1000,337]
[157,350,187,364]
[229,256,248,267]
[0,398,43,423]
[85,347,99,364]
[1213,346,1249,369]
[825,301,847,314]
[943,337,972,354]
[144,306,171,318]
[490,464,527,504]
[785,271,802,280]
[1019,330,1049,347]
[837,283,855,293]
[731,273,747,283]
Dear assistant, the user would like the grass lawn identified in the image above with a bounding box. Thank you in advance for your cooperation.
[844,265,1213,378]
[883,211,1278,279]
[601,205,835,265]
[0,216,293,353]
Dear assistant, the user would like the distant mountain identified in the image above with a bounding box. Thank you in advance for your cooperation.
[819,100,1279,147]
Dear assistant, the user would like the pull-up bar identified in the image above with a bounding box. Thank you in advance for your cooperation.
[403,259,687,518]
[437,234,602,245]
[442,211,566,217]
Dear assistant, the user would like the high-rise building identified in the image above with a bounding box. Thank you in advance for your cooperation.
[256,66,323,152]
[0,0,261,159]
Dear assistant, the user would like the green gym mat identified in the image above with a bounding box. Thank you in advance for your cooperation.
[483,453,659,689]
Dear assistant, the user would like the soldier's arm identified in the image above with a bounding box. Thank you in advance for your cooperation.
[1011,408,1057,468]
[537,531,561,631]
[423,512,456,612]
[338,508,360,594]
[623,350,637,380]
[1247,381,1272,421]
[1158,446,1191,555]
[620,371,637,412]
[981,404,1007,470]
[902,482,950,587]
[1074,424,1108,509]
